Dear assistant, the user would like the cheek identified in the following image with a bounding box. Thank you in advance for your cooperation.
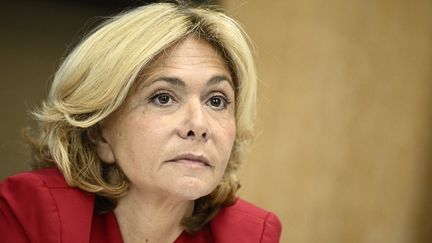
[107,115,169,161]
[216,119,237,162]
[222,119,236,146]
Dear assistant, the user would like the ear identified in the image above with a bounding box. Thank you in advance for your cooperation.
[87,125,116,164]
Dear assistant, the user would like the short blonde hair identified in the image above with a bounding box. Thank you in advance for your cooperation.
[28,2,256,232]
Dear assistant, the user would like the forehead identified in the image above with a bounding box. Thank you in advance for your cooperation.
[139,37,232,84]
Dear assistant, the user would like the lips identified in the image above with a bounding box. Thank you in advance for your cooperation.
[167,153,211,167]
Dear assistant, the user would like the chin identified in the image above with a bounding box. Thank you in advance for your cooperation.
[168,177,218,201]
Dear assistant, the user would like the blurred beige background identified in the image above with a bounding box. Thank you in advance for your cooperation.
[222,0,432,242]
[1,0,432,242]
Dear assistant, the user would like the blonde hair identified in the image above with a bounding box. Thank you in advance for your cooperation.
[28,2,256,232]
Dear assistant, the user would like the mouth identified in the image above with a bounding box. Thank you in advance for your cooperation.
[167,153,212,167]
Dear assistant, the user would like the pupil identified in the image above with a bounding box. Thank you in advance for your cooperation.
[158,95,169,104]
[211,98,221,106]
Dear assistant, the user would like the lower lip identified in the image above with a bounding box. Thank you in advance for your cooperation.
[169,159,209,168]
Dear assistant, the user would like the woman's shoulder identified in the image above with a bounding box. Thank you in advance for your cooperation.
[1,167,68,189]
[0,168,95,243]
[0,167,89,205]
[210,198,282,243]
[0,168,72,211]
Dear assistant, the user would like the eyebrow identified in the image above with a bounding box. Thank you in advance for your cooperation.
[147,75,234,89]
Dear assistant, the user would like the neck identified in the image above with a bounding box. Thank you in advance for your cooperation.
[114,187,194,243]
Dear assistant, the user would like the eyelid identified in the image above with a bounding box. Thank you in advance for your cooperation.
[151,89,175,96]
[206,90,232,103]
[206,93,232,110]
[213,94,231,104]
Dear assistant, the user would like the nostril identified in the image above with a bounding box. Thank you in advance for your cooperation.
[187,130,195,137]
[202,132,207,138]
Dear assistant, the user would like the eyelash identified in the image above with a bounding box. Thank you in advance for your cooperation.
[149,90,177,106]
[206,94,231,110]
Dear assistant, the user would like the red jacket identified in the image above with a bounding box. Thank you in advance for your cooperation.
[0,168,281,242]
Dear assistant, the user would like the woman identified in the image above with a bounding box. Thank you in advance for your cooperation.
[0,2,281,243]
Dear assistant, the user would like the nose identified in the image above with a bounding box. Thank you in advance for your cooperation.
[178,100,210,141]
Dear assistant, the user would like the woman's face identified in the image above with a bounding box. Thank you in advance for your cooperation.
[97,37,236,200]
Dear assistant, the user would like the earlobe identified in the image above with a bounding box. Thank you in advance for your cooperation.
[86,125,116,164]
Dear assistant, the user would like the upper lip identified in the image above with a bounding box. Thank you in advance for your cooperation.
[168,153,211,166]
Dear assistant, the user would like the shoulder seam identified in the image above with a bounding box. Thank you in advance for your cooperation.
[259,212,272,243]
[39,176,63,243]
[259,212,270,242]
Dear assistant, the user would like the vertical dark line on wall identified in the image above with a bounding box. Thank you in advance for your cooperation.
[414,96,432,243]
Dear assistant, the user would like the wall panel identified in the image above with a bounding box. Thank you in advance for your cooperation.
[221,0,432,242]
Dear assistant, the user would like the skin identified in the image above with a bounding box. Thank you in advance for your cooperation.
[92,37,236,243]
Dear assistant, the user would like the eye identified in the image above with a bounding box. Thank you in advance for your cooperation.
[150,91,176,106]
[156,94,170,104]
[207,95,230,110]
